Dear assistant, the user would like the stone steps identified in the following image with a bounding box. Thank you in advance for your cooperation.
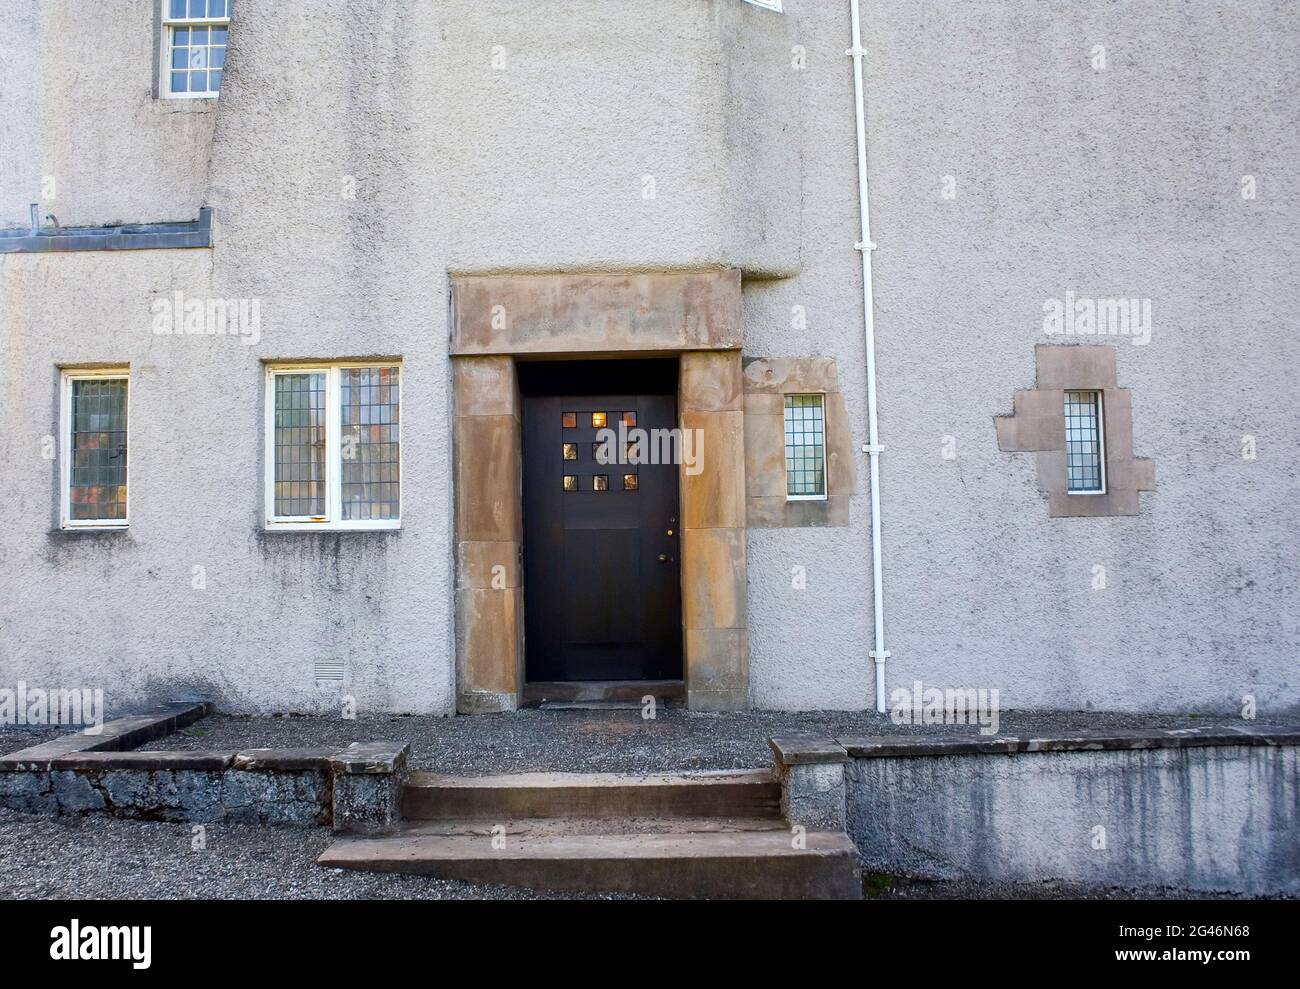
[398,815,789,837]
[319,769,861,898]
[401,769,781,822]
[319,826,861,899]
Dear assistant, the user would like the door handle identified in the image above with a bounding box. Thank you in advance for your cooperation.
[658,554,671,563]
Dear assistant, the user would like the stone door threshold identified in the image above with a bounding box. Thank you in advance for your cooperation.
[522,680,685,707]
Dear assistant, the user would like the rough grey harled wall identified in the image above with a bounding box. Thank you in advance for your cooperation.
[1,1,1297,716]
[847,745,1300,895]
[0,0,216,228]
[745,0,1300,713]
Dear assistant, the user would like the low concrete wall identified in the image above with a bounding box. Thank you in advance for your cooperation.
[771,727,1300,896]
[0,706,408,832]
[1,750,330,825]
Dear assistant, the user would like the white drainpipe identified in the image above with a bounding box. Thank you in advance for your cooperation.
[847,0,890,713]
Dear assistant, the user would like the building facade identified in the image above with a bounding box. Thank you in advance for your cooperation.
[1,0,1296,717]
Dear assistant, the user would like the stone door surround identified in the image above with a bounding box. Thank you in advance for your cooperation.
[450,271,748,714]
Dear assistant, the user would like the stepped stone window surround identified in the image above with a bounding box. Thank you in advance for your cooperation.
[995,345,1155,518]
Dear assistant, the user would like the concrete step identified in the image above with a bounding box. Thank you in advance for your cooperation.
[398,815,789,837]
[401,769,781,822]
[318,826,862,899]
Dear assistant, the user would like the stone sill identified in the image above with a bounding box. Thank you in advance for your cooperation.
[260,527,397,535]
[48,528,130,540]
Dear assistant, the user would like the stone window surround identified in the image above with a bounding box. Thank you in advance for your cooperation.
[743,357,855,528]
[995,345,1155,518]
[449,271,749,714]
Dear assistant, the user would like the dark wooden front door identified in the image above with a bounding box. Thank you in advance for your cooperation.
[521,361,683,683]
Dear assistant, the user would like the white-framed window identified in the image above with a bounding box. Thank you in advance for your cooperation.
[60,368,130,529]
[161,0,230,99]
[784,394,828,501]
[1065,390,1107,494]
[742,0,784,11]
[264,363,402,530]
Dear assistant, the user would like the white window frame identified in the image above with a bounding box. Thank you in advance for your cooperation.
[264,363,403,531]
[159,0,231,100]
[783,392,829,503]
[742,0,784,11]
[60,367,130,530]
[1065,389,1108,496]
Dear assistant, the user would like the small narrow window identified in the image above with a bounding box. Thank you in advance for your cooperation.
[162,0,230,100]
[1065,390,1106,494]
[61,369,130,528]
[784,394,827,500]
[266,363,401,529]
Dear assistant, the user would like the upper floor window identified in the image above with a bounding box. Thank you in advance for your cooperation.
[162,0,230,99]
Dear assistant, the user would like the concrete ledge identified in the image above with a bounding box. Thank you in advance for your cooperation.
[234,748,338,772]
[769,736,849,766]
[48,750,234,771]
[837,725,1300,759]
[0,701,213,770]
[329,741,410,775]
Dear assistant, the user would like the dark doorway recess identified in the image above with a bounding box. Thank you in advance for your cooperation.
[520,359,683,684]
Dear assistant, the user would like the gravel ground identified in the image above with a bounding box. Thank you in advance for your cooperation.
[0,725,75,757]
[2,709,1288,901]
[865,874,1264,900]
[0,806,631,900]
[139,708,1284,773]
[0,806,1255,901]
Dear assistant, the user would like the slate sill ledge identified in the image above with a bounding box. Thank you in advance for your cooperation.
[0,208,212,253]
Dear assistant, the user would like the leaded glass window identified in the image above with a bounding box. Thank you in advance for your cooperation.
[340,367,401,521]
[273,372,327,517]
[1065,390,1106,493]
[784,394,827,499]
[64,374,129,525]
[267,364,401,528]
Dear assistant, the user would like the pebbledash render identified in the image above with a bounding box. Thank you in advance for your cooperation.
[0,0,1295,719]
